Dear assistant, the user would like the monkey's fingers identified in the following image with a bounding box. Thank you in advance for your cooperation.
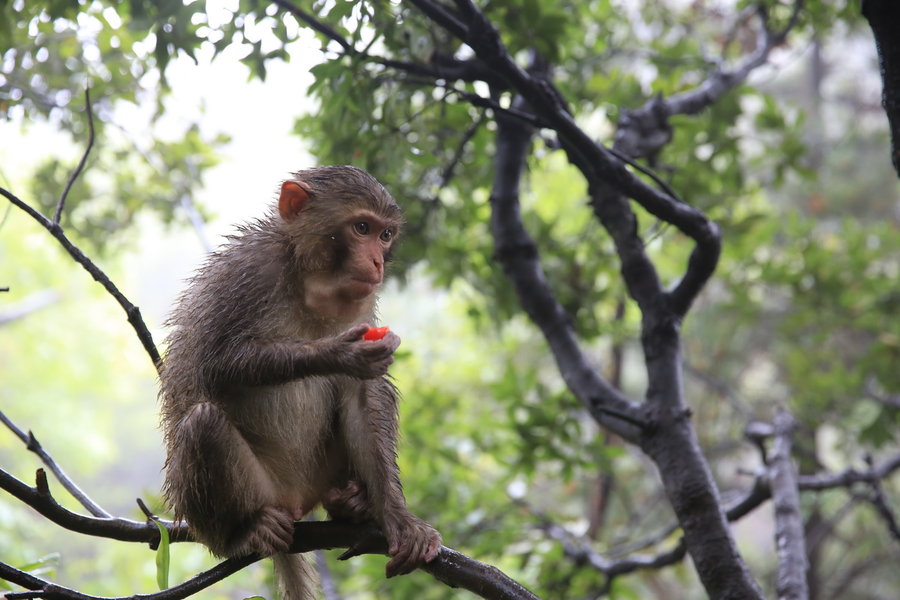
[341,323,373,341]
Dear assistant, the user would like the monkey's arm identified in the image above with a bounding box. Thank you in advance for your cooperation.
[202,324,400,389]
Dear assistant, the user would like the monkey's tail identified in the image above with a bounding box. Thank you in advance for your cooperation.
[272,552,317,600]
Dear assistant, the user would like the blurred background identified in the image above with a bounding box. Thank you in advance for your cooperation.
[1,1,899,598]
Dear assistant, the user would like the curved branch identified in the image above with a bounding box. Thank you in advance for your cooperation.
[0,187,161,370]
[488,91,643,442]
[415,0,722,318]
[665,0,805,117]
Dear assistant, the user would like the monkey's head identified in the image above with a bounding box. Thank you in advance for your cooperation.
[277,166,403,309]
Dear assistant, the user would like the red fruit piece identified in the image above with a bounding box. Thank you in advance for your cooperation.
[363,326,390,341]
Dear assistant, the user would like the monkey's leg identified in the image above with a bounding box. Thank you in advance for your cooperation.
[165,401,296,557]
[340,380,442,576]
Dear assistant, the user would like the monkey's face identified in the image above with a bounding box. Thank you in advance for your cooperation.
[333,210,398,301]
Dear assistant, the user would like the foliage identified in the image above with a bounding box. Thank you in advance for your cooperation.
[0,0,227,254]
[2,0,899,599]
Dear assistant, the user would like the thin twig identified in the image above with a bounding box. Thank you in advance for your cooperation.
[2,555,257,600]
[0,186,162,369]
[0,410,111,518]
[0,466,189,544]
[55,88,95,225]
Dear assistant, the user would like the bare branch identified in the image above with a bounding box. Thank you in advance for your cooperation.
[3,555,257,600]
[269,0,355,53]
[862,454,900,542]
[769,410,809,600]
[517,498,686,579]
[418,0,722,318]
[0,467,188,545]
[665,0,805,117]
[0,186,162,370]
[798,453,900,491]
[0,410,111,518]
[0,291,60,326]
[55,88,95,225]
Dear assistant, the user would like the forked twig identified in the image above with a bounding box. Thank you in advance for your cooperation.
[54,87,95,225]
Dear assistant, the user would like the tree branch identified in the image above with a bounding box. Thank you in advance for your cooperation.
[862,454,900,543]
[665,0,805,117]
[487,85,644,442]
[1,464,537,599]
[0,410,110,518]
[0,467,188,545]
[269,0,355,53]
[54,88,94,225]
[415,0,722,318]
[863,0,900,176]
[2,555,257,600]
[0,187,161,370]
[769,410,809,600]
[516,498,686,579]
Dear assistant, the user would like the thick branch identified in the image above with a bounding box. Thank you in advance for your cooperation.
[863,0,900,176]
[412,0,721,318]
[487,92,643,442]
[769,410,809,600]
[0,187,161,370]
[2,466,536,599]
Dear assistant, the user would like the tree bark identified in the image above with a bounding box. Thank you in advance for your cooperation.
[863,0,900,176]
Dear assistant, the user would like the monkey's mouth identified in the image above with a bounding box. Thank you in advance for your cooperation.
[345,278,381,298]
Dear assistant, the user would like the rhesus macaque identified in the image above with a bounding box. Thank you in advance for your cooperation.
[159,165,441,600]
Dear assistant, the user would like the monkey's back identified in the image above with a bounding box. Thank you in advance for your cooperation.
[159,218,292,423]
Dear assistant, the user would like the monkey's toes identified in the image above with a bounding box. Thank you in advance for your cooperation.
[240,506,296,555]
[324,480,371,522]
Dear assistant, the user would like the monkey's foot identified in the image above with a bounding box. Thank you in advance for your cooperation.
[384,515,442,578]
[234,506,296,556]
[324,480,371,522]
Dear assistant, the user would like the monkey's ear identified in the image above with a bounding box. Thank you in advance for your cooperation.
[278,181,312,220]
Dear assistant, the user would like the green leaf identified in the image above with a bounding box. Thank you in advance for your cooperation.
[154,520,171,590]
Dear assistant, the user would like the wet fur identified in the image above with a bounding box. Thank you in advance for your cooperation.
[159,166,439,600]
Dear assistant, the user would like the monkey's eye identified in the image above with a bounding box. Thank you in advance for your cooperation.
[354,221,370,235]
[380,229,394,242]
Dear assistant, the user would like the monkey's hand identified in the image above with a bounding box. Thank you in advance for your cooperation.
[383,515,442,577]
[326,323,401,379]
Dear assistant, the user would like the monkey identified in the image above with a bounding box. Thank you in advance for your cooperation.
[159,165,442,600]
